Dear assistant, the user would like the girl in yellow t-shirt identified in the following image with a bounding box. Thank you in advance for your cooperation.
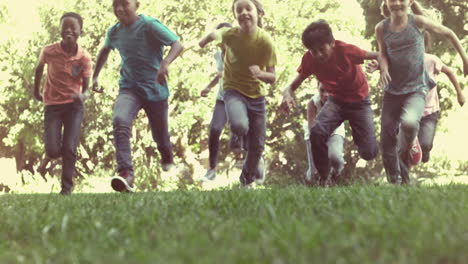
[199,0,277,187]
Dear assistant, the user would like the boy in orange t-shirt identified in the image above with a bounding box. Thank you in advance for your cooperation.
[33,12,92,195]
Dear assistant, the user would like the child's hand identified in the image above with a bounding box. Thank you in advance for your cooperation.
[156,63,169,85]
[281,89,296,114]
[34,92,43,102]
[200,87,211,97]
[458,93,465,107]
[366,60,379,73]
[92,79,104,93]
[378,70,391,89]
[71,92,88,103]
[249,65,262,79]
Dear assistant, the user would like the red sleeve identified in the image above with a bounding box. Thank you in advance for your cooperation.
[297,52,314,79]
[343,42,366,65]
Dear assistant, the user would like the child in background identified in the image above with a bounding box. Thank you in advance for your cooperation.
[304,82,345,185]
[92,0,183,192]
[33,12,92,195]
[199,22,244,182]
[282,20,379,184]
[375,0,467,184]
[199,0,277,187]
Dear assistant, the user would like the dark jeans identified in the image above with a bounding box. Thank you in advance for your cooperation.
[224,90,266,185]
[208,100,241,169]
[381,90,426,184]
[113,89,173,173]
[44,102,84,192]
[310,97,378,179]
[418,111,439,163]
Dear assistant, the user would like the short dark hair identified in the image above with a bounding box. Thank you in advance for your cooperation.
[302,20,334,50]
[60,12,83,29]
[216,22,232,30]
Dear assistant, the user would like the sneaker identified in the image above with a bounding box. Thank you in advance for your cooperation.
[255,157,266,185]
[201,168,216,182]
[162,162,174,172]
[111,169,134,193]
[408,138,422,166]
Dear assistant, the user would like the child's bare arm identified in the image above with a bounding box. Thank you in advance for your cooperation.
[33,62,45,101]
[201,72,222,97]
[281,74,306,114]
[199,32,218,48]
[363,51,379,60]
[415,15,468,76]
[249,65,276,84]
[92,47,111,93]
[307,100,318,130]
[156,40,183,85]
[441,65,465,106]
[375,22,392,88]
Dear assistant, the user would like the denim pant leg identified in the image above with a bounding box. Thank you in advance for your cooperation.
[418,112,439,163]
[327,134,345,175]
[345,98,379,160]
[224,90,249,137]
[310,99,345,179]
[398,91,426,183]
[113,90,143,172]
[208,100,228,169]
[144,99,173,165]
[61,102,84,191]
[44,105,64,160]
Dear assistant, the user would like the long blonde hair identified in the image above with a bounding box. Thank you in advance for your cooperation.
[380,0,426,17]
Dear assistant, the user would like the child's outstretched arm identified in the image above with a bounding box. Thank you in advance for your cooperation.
[199,32,218,48]
[281,74,306,114]
[307,99,318,130]
[249,65,276,84]
[200,72,222,97]
[375,22,392,88]
[415,15,468,76]
[92,47,111,93]
[33,61,45,102]
[156,40,183,85]
[441,65,465,106]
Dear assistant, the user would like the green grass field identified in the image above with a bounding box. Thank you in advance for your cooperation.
[1,184,467,264]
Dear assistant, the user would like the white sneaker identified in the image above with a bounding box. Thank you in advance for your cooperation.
[255,157,266,185]
[162,163,174,172]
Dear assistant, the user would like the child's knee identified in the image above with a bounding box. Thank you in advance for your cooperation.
[230,121,248,136]
[46,149,61,159]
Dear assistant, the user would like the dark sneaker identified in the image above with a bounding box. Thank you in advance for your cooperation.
[111,169,134,193]
[59,189,71,195]
[200,168,216,182]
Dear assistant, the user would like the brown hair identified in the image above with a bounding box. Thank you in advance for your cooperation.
[232,0,265,28]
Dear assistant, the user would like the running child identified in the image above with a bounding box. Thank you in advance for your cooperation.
[92,0,183,192]
[199,0,277,187]
[375,0,467,184]
[33,12,92,195]
[282,20,379,184]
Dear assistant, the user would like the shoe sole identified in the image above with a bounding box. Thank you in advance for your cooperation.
[111,176,134,193]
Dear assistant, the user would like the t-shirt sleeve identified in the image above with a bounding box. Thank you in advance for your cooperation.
[297,52,314,79]
[345,43,367,65]
[38,47,47,64]
[82,51,93,78]
[147,19,179,46]
[214,50,224,73]
[104,27,114,49]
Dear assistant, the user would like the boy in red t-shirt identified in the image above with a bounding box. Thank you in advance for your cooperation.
[281,20,379,184]
[33,12,92,195]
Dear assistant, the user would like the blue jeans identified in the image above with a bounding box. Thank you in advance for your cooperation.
[381,90,426,184]
[306,134,345,178]
[310,97,378,179]
[113,89,173,173]
[224,90,266,185]
[44,102,84,192]
[208,100,241,169]
[418,111,439,163]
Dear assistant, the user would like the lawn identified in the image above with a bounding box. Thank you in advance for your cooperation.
[1,184,467,264]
